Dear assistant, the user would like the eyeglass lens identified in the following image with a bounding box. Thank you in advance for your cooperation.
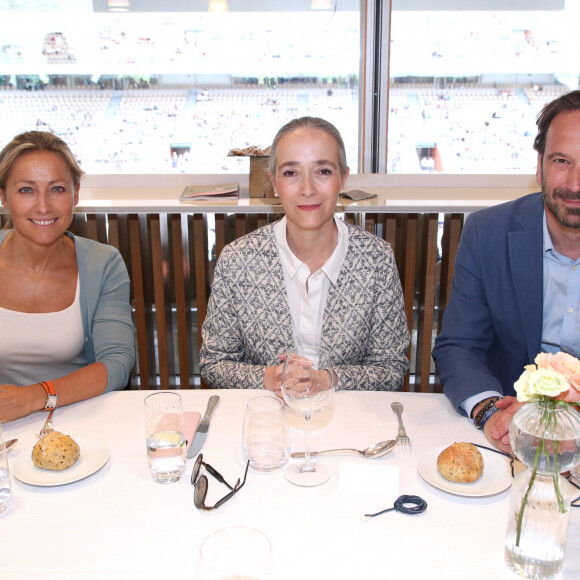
[192,457,250,511]
[191,454,234,490]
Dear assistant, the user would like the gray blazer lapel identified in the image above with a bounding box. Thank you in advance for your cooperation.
[262,229,296,355]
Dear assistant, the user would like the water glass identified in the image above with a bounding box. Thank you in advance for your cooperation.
[199,527,273,579]
[144,392,186,483]
[0,423,12,514]
[243,395,289,471]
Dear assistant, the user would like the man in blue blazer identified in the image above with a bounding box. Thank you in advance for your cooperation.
[433,90,580,452]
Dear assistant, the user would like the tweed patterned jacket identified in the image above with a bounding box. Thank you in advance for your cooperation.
[200,221,410,390]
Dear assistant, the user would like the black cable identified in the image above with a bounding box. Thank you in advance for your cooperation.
[471,443,580,507]
[365,495,428,518]
[469,442,512,458]
[566,475,580,507]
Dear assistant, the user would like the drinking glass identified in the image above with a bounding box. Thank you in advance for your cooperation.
[243,395,290,471]
[281,347,335,487]
[199,526,273,579]
[144,392,186,483]
[0,423,12,513]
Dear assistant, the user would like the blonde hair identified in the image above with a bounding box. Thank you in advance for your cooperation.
[0,131,84,190]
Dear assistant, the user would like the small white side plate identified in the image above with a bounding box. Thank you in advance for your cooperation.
[417,445,512,497]
[11,436,109,487]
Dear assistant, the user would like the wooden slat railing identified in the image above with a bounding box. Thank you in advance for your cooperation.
[61,210,465,392]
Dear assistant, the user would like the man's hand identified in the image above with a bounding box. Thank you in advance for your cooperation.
[482,396,524,453]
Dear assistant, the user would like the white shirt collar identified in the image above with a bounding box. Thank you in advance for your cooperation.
[274,215,348,284]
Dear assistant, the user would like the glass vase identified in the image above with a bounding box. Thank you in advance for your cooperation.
[504,401,580,579]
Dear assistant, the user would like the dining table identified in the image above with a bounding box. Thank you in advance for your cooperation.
[2,388,579,580]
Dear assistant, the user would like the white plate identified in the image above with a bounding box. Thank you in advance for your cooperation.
[417,445,512,497]
[11,436,109,487]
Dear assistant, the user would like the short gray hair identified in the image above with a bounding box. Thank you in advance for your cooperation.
[269,116,348,177]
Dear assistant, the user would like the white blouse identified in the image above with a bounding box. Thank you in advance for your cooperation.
[0,277,84,386]
[274,215,349,367]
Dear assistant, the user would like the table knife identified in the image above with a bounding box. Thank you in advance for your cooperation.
[187,395,220,458]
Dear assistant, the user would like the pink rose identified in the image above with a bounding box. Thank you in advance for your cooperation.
[560,388,580,403]
[534,353,550,370]
[535,352,580,393]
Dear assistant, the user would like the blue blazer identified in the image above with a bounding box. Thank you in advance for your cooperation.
[432,193,544,414]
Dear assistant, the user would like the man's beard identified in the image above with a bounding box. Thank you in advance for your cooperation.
[542,184,580,229]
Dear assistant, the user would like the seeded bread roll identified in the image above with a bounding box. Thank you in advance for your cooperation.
[32,431,80,471]
[437,442,483,483]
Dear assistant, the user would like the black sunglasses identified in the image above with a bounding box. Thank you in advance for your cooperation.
[191,453,249,511]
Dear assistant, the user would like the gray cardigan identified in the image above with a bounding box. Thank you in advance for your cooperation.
[200,222,410,390]
[0,230,135,390]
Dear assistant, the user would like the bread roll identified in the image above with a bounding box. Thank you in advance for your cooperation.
[32,431,80,471]
[437,442,483,483]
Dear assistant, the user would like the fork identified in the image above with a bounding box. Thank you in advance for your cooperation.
[37,408,56,438]
[391,402,411,446]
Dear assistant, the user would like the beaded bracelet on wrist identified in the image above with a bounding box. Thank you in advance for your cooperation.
[473,396,501,430]
[478,405,499,431]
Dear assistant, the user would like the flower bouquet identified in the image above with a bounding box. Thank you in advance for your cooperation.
[504,352,580,579]
[514,352,580,403]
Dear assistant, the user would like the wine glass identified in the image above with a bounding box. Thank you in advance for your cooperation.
[281,347,335,487]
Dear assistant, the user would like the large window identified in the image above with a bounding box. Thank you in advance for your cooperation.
[2,1,579,175]
[388,0,579,173]
[0,0,360,173]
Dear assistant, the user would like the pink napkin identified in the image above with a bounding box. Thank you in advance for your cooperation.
[185,411,201,453]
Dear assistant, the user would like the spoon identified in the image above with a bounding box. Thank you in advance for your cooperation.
[4,438,17,451]
[290,439,396,459]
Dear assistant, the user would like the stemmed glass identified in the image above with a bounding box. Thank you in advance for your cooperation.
[281,347,335,487]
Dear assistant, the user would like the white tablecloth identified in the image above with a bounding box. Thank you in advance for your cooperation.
[2,389,579,580]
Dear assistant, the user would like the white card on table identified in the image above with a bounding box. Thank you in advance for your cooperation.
[337,462,399,495]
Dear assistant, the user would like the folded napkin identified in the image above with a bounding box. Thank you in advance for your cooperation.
[340,189,377,201]
[184,411,201,453]
[338,462,400,495]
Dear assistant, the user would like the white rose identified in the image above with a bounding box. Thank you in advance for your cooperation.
[514,369,535,402]
[515,368,570,402]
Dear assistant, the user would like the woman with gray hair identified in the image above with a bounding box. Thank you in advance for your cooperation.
[0,131,135,422]
[200,116,409,393]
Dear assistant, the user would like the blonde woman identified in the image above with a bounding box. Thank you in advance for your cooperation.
[0,131,134,422]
